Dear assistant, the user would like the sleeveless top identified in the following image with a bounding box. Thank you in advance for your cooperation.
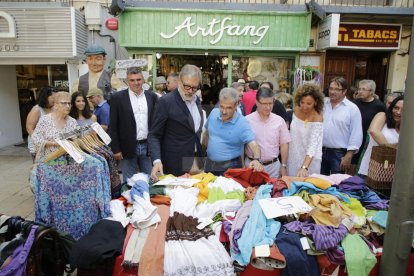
[28,105,48,154]
[358,125,399,176]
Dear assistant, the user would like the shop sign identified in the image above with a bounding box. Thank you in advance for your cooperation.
[115,59,148,79]
[160,16,269,45]
[317,14,401,50]
[316,14,340,50]
[338,24,401,49]
[119,9,311,51]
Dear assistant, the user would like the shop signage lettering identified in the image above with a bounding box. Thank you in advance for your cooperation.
[160,16,270,45]
[338,23,401,48]
[54,80,69,88]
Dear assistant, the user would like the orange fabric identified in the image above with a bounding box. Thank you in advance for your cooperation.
[150,195,171,206]
[138,205,170,276]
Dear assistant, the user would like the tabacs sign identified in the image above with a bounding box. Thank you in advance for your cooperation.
[317,14,402,50]
[338,24,401,49]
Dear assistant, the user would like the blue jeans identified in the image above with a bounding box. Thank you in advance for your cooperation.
[204,156,242,176]
[120,142,152,183]
[321,147,347,175]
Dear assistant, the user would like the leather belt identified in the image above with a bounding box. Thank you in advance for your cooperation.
[248,156,279,166]
[322,147,347,152]
[137,139,147,144]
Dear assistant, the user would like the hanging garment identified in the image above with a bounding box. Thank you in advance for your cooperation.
[31,154,111,240]
[164,187,234,276]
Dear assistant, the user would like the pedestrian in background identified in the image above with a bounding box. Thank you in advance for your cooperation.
[69,91,97,127]
[87,88,110,131]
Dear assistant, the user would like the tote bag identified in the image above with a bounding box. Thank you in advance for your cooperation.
[366,145,397,194]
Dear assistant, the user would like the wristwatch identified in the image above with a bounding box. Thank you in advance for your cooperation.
[281,164,288,168]
[301,165,308,170]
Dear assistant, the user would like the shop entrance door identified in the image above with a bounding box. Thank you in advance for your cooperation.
[324,51,390,100]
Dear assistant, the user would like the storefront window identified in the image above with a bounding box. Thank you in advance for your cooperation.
[232,56,294,93]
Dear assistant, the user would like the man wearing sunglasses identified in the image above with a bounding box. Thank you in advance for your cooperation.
[148,64,204,180]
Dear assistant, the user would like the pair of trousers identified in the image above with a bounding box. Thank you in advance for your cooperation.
[205,156,242,176]
[120,142,152,183]
[321,147,347,175]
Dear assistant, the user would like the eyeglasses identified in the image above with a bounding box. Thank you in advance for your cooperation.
[182,83,200,92]
[358,88,371,92]
[59,102,71,106]
[328,87,344,92]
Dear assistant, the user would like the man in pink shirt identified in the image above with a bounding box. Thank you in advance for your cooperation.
[245,87,291,178]
[241,81,259,115]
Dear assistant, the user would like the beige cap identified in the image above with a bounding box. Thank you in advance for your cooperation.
[86,87,103,98]
[237,79,246,84]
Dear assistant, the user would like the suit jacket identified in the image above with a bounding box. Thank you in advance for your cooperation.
[148,90,203,176]
[109,89,158,159]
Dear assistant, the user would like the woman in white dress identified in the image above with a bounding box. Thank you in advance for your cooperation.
[358,95,403,177]
[288,84,325,177]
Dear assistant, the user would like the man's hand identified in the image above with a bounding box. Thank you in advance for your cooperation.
[340,154,352,171]
[151,162,164,181]
[248,160,264,172]
[114,152,123,161]
[296,168,308,177]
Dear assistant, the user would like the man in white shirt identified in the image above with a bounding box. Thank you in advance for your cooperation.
[321,77,363,175]
[109,67,158,181]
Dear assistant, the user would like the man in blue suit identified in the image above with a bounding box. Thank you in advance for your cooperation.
[148,64,204,180]
[109,67,158,182]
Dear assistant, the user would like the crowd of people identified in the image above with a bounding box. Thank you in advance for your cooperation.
[27,62,404,183]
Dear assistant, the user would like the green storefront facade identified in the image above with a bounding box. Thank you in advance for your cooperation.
[119,8,311,92]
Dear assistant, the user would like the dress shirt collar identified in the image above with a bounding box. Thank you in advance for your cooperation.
[128,88,145,98]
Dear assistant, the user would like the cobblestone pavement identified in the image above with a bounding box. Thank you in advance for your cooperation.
[0,144,34,220]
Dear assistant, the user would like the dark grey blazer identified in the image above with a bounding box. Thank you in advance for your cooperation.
[148,90,203,176]
[109,89,158,159]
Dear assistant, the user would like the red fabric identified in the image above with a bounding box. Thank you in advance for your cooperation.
[268,178,288,198]
[224,168,270,188]
[219,224,229,243]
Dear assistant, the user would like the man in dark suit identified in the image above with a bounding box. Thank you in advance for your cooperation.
[148,64,204,180]
[109,67,158,182]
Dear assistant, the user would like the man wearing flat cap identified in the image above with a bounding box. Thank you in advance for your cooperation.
[72,44,124,99]
[87,87,110,131]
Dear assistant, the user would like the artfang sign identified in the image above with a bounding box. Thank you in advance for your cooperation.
[317,14,402,50]
[160,16,269,45]
[338,24,401,48]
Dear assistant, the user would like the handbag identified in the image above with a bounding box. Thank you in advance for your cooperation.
[366,145,397,195]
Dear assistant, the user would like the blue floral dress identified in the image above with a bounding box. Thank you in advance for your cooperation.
[31,154,111,240]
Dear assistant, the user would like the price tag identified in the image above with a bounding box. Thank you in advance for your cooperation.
[254,244,270,257]
[91,122,111,145]
[300,237,310,250]
[55,139,85,164]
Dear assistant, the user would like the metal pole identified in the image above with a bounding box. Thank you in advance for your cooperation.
[380,17,414,276]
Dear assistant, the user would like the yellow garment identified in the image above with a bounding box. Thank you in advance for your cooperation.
[309,194,353,227]
[304,177,332,190]
[343,198,366,228]
[191,172,217,203]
